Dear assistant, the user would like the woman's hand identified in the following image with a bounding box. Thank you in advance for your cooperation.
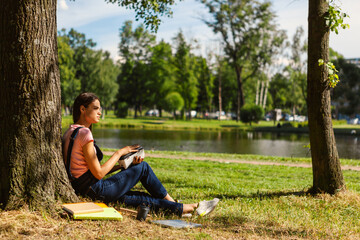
[119,144,140,156]
[132,156,144,165]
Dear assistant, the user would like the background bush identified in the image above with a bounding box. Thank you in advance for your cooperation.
[240,104,264,125]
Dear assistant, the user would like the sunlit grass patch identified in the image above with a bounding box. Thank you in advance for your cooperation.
[3,151,360,239]
[143,157,360,239]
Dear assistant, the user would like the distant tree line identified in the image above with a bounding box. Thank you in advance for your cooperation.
[58,29,119,118]
[58,6,359,122]
[331,55,360,118]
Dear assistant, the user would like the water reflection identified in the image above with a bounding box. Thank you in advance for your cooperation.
[91,128,360,159]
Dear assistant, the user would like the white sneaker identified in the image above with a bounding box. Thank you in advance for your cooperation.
[196,198,219,217]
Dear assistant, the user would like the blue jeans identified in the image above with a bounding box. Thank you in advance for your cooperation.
[91,161,183,216]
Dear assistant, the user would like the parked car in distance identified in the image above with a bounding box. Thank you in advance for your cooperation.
[281,114,307,122]
[264,112,272,121]
[282,113,293,121]
[186,110,197,118]
[348,118,359,125]
[207,111,225,119]
[227,112,237,120]
[264,109,282,121]
[145,109,159,117]
[295,115,307,122]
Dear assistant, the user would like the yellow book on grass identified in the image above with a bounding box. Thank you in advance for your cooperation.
[73,207,123,221]
[94,202,109,208]
[62,202,104,215]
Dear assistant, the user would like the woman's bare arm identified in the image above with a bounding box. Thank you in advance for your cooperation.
[82,142,139,179]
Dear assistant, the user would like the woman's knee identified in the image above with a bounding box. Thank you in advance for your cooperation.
[140,161,150,168]
[135,161,149,170]
[130,161,150,173]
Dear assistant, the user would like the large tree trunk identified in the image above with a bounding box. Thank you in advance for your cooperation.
[307,0,345,194]
[0,0,78,210]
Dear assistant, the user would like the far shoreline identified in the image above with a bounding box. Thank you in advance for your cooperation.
[62,115,360,136]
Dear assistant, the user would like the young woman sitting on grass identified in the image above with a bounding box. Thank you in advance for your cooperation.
[62,92,219,217]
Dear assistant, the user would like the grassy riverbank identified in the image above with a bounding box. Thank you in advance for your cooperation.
[62,115,260,131]
[62,115,360,135]
[2,152,360,239]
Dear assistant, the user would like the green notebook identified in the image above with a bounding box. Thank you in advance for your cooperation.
[73,207,123,221]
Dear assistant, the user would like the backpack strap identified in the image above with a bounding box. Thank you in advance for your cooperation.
[65,127,83,181]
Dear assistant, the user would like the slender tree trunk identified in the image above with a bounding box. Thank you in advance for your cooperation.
[218,63,222,121]
[0,0,78,210]
[259,81,264,107]
[262,79,269,109]
[307,0,345,194]
[102,108,106,120]
[255,79,260,105]
[235,65,245,122]
[292,105,296,121]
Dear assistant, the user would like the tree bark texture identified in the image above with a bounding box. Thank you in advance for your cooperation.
[0,0,78,209]
[307,0,345,194]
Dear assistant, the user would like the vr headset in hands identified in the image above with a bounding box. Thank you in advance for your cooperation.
[119,145,145,169]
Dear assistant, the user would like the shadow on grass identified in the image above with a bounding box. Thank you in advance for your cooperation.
[209,190,312,238]
[248,190,307,200]
[141,121,165,125]
[210,216,311,239]
[214,189,307,201]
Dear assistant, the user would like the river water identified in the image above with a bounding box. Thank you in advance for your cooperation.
[91,128,360,159]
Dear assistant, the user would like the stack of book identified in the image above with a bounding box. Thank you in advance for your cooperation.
[62,202,123,221]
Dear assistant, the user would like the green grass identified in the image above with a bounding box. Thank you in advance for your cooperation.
[99,151,360,239]
[59,115,360,238]
[155,158,360,239]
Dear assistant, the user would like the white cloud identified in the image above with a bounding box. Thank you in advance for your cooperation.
[57,0,132,29]
[56,0,136,60]
[58,0,68,10]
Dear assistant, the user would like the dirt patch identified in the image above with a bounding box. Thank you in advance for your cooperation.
[103,151,360,171]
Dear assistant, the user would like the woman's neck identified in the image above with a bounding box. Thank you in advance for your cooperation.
[74,118,91,128]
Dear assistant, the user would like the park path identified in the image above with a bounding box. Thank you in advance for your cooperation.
[103,151,360,171]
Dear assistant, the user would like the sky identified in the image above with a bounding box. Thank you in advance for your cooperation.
[57,0,360,61]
